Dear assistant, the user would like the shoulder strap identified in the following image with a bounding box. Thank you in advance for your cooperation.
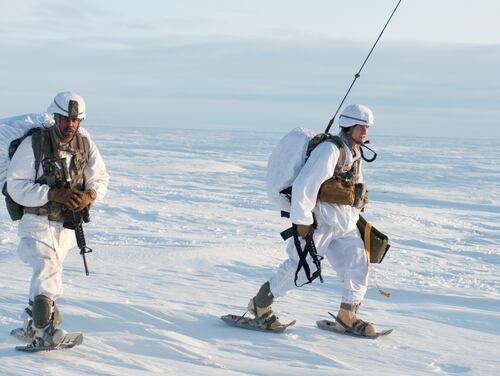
[74,132,91,162]
[325,135,346,176]
[31,129,43,180]
[306,134,347,176]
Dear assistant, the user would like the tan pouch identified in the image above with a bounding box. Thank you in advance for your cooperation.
[319,178,368,209]
[318,178,354,206]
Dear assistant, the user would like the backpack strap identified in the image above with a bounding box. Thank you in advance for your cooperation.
[30,128,47,181]
[73,132,90,163]
[6,127,49,181]
[323,135,347,177]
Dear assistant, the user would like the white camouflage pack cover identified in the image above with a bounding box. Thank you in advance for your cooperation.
[266,127,317,212]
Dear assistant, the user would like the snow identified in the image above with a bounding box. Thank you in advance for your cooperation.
[0,127,499,375]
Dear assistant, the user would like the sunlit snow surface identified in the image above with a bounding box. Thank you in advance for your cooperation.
[0,128,498,375]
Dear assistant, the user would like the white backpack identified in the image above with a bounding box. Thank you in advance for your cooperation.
[0,113,54,191]
[266,128,318,213]
[266,127,347,214]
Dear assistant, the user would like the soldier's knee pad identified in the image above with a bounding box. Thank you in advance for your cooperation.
[32,294,53,329]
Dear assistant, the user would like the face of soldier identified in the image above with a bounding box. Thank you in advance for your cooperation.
[55,115,80,144]
[350,124,369,145]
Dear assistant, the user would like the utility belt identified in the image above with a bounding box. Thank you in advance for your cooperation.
[23,203,90,225]
[23,204,64,222]
[318,177,368,209]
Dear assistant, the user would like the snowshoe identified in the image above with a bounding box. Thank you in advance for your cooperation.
[221,313,296,333]
[15,331,83,352]
[317,311,392,339]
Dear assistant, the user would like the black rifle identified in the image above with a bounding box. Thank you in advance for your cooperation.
[60,158,93,276]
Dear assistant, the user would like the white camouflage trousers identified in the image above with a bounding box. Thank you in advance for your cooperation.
[269,224,369,304]
[17,228,73,303]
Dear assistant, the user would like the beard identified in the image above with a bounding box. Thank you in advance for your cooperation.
[56,124,79,143]
[61,129,76,139]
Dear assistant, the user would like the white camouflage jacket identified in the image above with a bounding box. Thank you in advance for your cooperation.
[290,140,363,236]
[6,127,109,244]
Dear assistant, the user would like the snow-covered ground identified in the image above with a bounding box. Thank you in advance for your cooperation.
[0,127,498,375]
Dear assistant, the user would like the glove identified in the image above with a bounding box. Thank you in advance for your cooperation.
[353,183,368,209]
[73,189,97,212]
[296,224,313,239]
[47,187,81,210]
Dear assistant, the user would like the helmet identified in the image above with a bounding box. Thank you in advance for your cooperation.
[339,104,374,128]
[47,91,86,120]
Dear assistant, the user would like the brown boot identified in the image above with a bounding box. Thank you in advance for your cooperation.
[247,298,285,330]
[334,302,377,337]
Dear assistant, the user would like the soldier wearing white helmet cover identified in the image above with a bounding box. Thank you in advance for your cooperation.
[247,104,378,336]
[7,91,109,347]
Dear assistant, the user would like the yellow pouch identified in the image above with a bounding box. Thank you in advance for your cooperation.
[356,215,390,263]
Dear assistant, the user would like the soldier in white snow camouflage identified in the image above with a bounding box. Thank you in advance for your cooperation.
[7,92,109,347]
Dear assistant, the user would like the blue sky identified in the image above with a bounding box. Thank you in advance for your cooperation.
[0,0,499,138]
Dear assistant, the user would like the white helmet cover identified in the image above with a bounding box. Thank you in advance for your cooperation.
[47,91,86,120]
[339,104,374,128]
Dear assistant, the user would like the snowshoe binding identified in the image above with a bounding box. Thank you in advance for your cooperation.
[221,298,296,333]
[316,304,392,339]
